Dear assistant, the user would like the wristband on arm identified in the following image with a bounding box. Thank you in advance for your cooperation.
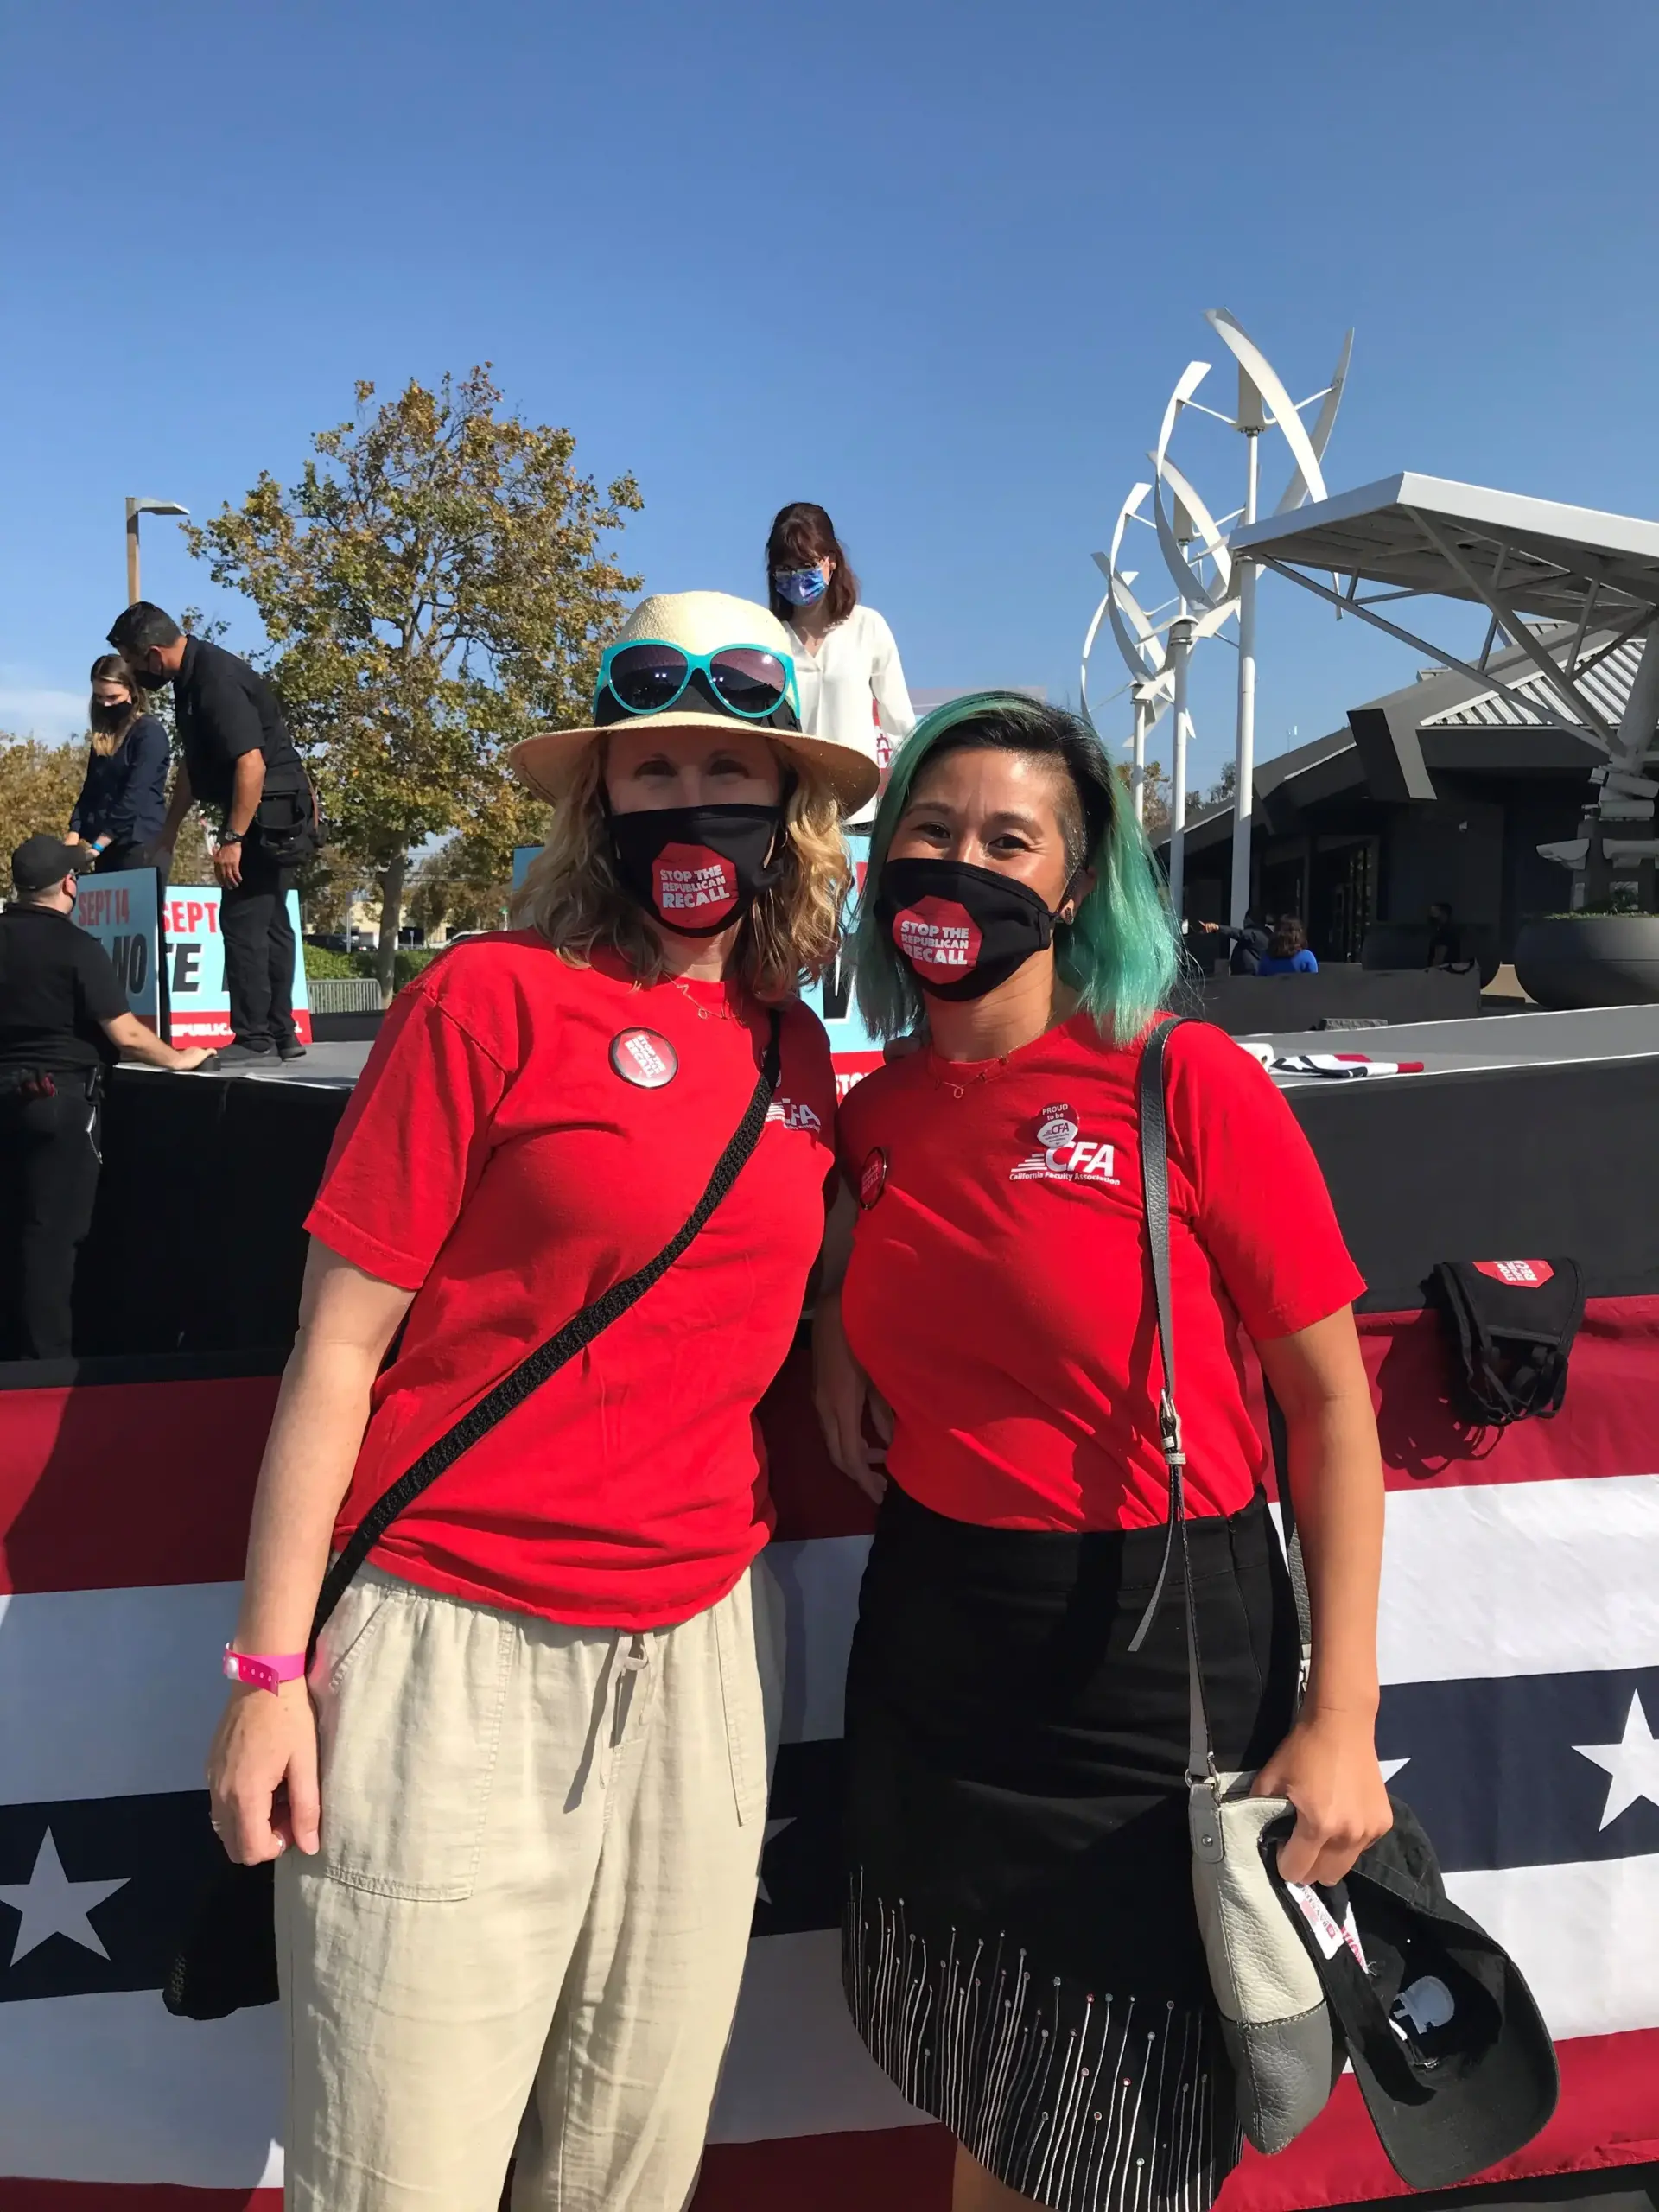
[222,1646,306,1693]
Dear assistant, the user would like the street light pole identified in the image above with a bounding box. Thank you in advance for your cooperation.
[124,497,190,605]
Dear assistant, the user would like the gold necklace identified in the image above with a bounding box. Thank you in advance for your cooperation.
[671,975,741,1025]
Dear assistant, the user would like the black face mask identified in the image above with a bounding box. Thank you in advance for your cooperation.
[608,803,784,938]
[876,856,1076,1001]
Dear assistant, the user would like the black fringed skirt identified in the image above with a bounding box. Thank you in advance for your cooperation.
[842,1484,1300,2212]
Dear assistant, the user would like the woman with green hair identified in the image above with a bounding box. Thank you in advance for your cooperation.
[813,693,1389,2212]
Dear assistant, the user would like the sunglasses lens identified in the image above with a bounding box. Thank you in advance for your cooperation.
[709,649,788,716]
[607,644,690,713]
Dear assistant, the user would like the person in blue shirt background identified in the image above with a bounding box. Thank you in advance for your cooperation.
[67,655,170,876]
[1256,914,1319,974]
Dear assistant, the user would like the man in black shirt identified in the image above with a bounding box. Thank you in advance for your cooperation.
[1,836,213,1359]
[1197,908,1272,975]
[108,601,317,1065]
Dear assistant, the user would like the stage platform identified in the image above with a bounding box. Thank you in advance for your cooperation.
[1249,1003,1659,1084]
[3,995,1657,2210]
[176,1000,1659,1093]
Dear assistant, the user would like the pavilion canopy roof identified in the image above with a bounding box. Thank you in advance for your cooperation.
[1232,473,1659,624]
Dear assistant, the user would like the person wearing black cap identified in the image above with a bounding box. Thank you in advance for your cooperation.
[1,836,213,1359]
[106,601,318,1065]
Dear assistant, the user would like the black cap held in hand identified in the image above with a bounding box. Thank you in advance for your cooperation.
[1268,1796,1559,2190]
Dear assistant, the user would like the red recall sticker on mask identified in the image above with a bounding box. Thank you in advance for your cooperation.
[652,843,738,925]
[1472,1260,1554,1287]
[892,897,982,982]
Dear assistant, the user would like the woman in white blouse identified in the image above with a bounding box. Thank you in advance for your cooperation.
[766,503,915,824]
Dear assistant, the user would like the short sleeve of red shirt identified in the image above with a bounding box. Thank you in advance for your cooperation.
[1162,1020,1365,1339]
[299,938,837,1629]
[307,956,518,1290]
[836,1011,1363,1533]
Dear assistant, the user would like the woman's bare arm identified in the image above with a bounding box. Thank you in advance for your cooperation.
[207,1240,414,1861]
[811,1180,890,1501]
[1252,1306,1391,1885]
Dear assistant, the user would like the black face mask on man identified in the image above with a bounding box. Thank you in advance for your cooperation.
[608,804,784,937]
[876,856,1079,1001]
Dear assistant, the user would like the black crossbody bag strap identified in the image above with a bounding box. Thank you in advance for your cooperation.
[1129,1016,1310,1778]
[307,1008,782,1660]
[1128,1016,1214,1788]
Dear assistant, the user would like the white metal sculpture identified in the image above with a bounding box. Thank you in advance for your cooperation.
[1081,479,1228,891]
[1085,319,1352,928]
[1080,481,1173,828]
[1146,320,1352,927]
[1199,315,1351,929]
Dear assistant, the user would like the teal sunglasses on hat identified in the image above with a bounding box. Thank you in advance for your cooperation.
[594,639,801,726]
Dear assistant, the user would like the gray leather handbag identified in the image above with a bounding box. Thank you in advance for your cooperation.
[1131,1015,1339,2157]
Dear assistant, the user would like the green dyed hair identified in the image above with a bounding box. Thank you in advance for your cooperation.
[853,691,1181,1045]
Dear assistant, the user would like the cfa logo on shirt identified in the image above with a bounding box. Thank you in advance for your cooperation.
[1009,1101,1120,1185]
[766,1096,823,1134]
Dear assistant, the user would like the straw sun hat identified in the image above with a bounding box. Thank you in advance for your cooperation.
[508,590,880,818]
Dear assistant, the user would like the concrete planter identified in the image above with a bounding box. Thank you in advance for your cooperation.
[1360,921,1501,987]
[1512,915,1659,1008]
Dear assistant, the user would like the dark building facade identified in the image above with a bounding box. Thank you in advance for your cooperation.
[1155,631,1639,962]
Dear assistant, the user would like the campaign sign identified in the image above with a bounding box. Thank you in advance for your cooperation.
[72,869,161,1028]
[160,885,313,1048]
[512,845,541,890]
[799,835,884,1096]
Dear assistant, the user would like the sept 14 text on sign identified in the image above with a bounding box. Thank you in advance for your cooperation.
[72,868,312,1048]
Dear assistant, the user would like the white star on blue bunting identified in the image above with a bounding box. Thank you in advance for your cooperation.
[0,1829,128,1967]
[1574,1692,1659,1831]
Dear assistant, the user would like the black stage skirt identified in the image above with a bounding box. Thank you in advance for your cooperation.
[842,1485,1299,2212]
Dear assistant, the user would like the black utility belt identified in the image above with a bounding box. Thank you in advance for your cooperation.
[0,1064,103,1102]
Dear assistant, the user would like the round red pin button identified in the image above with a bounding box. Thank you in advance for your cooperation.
[859,1147,887,1208]
[610,1028,678,1089]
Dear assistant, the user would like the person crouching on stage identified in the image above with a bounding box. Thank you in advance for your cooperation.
[812,694,1389,2212]
[207,591,876,2212]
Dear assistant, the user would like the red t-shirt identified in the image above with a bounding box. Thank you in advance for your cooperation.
[307,934,836,1629]
[836,1014,1363,1531]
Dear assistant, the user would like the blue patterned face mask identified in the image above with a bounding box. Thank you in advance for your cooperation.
[774,565,829,607]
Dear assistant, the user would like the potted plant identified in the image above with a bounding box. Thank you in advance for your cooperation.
[1511,910,1659,1008]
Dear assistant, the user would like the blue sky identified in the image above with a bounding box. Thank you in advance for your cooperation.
[3,0,1656,799]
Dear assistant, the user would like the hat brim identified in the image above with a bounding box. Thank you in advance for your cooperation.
[509,713,880,818]
[1270,1803,1559,2191]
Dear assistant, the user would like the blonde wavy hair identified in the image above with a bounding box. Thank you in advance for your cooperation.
[508,738,851,1001]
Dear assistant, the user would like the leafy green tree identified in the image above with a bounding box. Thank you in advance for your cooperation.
[0,738,85,893]
[1118,758,1171,835]
[187,366,641,998]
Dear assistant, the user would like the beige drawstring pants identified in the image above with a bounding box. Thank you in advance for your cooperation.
[276,1558,783,2211]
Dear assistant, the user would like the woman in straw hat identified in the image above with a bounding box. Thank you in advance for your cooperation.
[814,695,1389,2212]
[206,591,876,2211]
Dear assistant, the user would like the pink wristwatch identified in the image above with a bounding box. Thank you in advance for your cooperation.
[223,1645,307,1694]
